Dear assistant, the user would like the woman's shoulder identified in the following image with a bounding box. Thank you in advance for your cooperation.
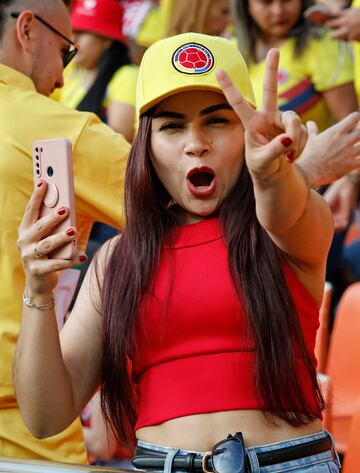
[96,234,122,266]
[107,65,139,104]
[85,234,122,288]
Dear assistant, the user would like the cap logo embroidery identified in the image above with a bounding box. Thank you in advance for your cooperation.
[172,42,214,75]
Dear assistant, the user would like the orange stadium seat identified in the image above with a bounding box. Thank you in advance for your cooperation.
[325,283,360,453]
[342,399,360,473]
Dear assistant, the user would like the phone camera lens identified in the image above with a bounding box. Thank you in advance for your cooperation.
[40,147,43,152]
[35,147,38,153]
[35,155,39,161]
[47,166,54,177]
[36,162,40,168]
[36,169,40,176]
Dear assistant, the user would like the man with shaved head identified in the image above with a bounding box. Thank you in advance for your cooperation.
[0,0,129,463]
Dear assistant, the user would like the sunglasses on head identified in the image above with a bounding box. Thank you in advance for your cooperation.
[202,432,246,473]
[10,12,78,68]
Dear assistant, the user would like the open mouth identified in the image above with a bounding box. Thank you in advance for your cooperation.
[187,167,215,188]
[186,166,216,198]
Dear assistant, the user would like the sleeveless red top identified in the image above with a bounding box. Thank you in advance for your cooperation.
[133,218,320,430]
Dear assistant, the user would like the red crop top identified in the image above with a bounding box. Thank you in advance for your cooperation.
[133,217,320,430]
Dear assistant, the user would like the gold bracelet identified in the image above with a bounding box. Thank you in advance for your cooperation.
[23,291,55,311]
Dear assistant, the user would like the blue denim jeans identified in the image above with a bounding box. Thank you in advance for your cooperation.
[136,430,341,472]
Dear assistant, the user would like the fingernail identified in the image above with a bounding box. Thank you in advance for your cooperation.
[286,150,296,162]
[57,207,66,215]
[281,137,293,147]
[79,254,87,262]
[66,228,75,236]
[37,181,44,188]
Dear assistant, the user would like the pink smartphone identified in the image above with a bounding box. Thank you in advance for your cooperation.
[32,138,77,260]
[304,5,336,24]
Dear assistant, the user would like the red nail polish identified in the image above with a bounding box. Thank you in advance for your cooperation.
[37,181,44,188]
[79,255,87,262]
[287,150,296,162]
[281,137,293,147]
[66,228,75,236]
[58,207,66,215]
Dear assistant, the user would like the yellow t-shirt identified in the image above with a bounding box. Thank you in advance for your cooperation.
[249,33,354,131]
[351,0,360,100]
[55,63,137,118]
[107,64,139,107]
[0,63,129,462]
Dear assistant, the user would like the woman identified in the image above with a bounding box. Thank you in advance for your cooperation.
[232,0,358,131]
[15,33,339,472]
[167,0,231,36]
[56,0,130,137]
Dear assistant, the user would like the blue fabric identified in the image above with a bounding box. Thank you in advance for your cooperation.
[136,430,341,472]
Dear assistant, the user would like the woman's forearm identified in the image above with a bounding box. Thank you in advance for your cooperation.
[252,161,310,235]
[14,291,79,438]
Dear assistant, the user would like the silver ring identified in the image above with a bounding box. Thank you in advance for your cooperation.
[34,242,43,259]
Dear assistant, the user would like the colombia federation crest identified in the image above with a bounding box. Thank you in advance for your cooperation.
[172,42,215,75]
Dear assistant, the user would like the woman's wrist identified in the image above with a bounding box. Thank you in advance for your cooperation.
[23,288,55,311]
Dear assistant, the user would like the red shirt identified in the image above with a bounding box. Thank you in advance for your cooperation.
[133,218,320,430]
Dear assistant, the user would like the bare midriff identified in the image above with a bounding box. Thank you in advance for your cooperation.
[136,410,323,451]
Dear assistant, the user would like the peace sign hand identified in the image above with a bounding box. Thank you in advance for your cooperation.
[216,49,308,180]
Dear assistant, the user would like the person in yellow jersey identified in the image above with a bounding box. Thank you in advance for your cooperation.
[55,0,130,138]
[231,0,358,132]
[231,0,360,298]
[0,0,130,463]
[166,0,231,37]
[55,0,131,303]
[324,0,360,99]
[107,3,166,143]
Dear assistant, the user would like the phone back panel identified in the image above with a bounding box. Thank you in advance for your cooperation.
[32,138,77,259]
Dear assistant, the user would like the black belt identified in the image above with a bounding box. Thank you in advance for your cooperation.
[132,435,331,472]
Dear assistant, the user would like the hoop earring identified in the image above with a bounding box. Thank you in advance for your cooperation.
[167,198,177,209]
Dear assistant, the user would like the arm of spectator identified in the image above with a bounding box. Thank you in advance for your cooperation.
[322,82,358,122]
[316,0,347,11]
[107,101,136,143]
[326,8,360,41]
[297,113,360,188]
[323,174,360,231]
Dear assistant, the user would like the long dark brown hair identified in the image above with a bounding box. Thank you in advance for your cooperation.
[100,110,324,449]
[76,40,129,121]
[231,0,320,63]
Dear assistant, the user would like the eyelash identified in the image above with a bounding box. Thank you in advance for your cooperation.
[159,123,183,131]
[207,117,229,125]
[159,117,230,131]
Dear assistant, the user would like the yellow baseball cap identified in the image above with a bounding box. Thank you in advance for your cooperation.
[136,32,256,115]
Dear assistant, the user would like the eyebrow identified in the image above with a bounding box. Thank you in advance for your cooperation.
[153,103,232,119]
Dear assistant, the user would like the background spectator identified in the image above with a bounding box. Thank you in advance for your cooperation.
[167,0,231,37]
[231,0,358,131]
[55,0,130,133]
